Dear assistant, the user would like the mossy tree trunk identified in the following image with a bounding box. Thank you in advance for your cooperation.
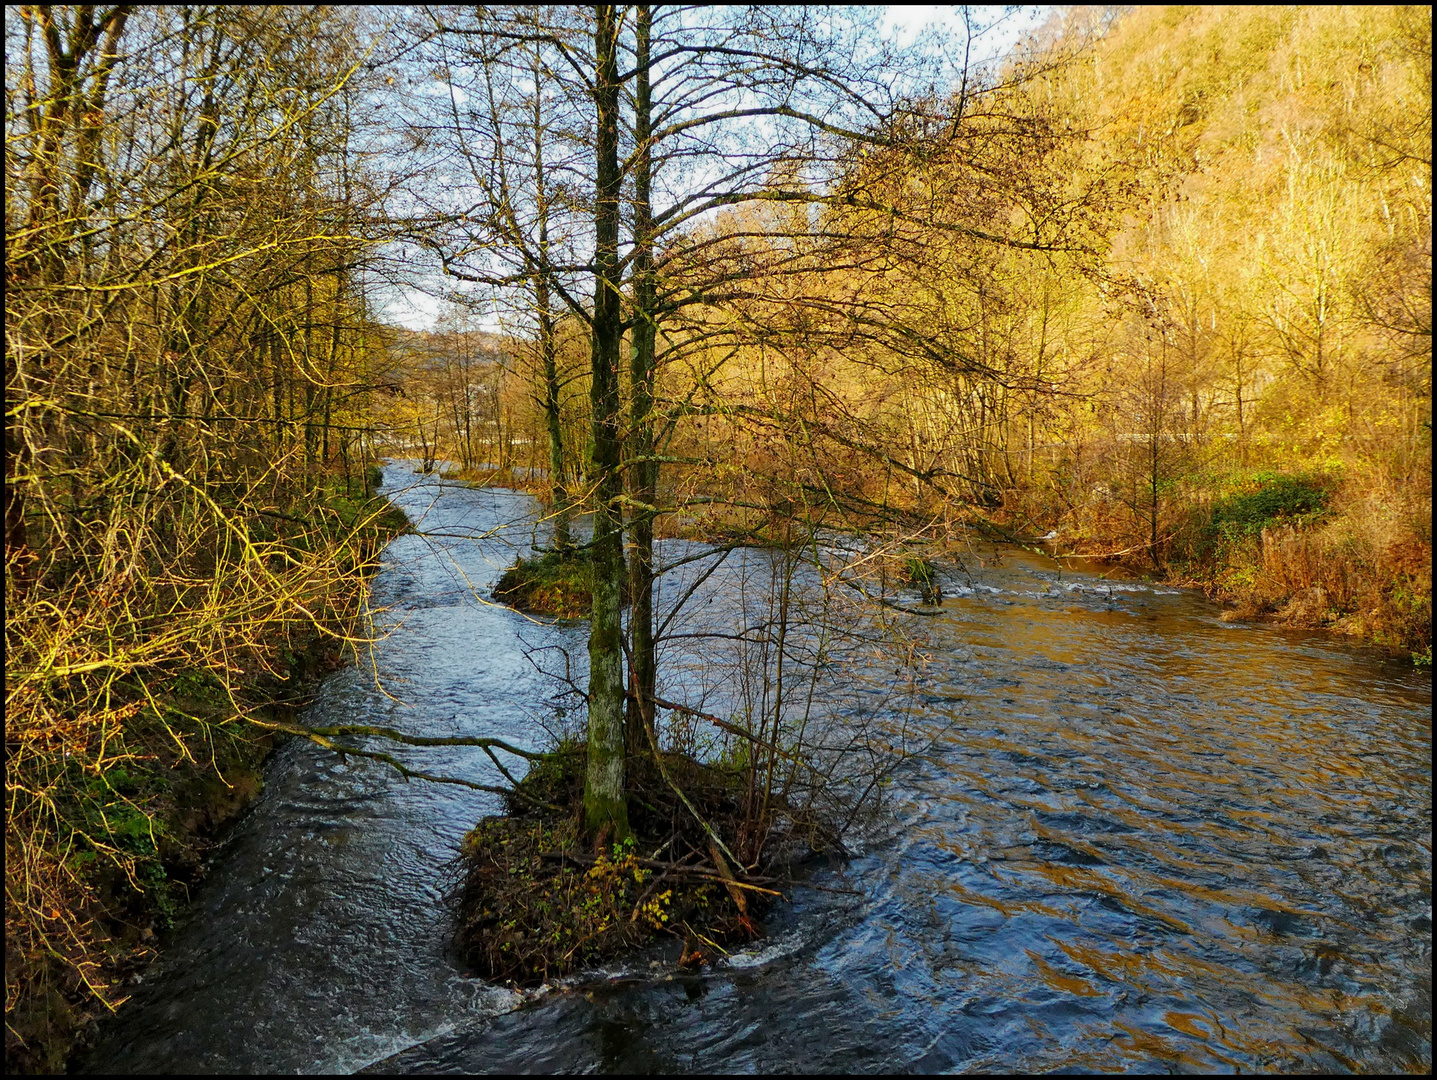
[626,4,658,763]
[583,2,630,845]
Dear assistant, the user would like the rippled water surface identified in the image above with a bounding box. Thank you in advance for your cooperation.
[88,463,1431,1073]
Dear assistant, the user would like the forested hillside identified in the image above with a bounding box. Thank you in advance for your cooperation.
[1045,5,1431,650]
[398,5,1430,657]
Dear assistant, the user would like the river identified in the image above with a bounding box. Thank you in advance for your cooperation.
[86,461,1431,1073]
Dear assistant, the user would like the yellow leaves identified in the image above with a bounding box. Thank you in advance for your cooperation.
[582,850,672,928]
[586,850,647,884]
[636,888,674,929]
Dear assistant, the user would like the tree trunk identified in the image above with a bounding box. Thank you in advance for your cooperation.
[534,43,566,548]
[532,67,570,550]
[583,3,630,845]
[303,276,318,479]
[541,308,570,550]
[626,4,658,763]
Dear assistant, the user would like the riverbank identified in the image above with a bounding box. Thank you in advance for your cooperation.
[451,461,1431,663]
[4,467,411,1074]
[1029,470,1432,665]
[1190,524,1430,664]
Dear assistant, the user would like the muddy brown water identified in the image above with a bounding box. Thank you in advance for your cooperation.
[85,462,1431,1073]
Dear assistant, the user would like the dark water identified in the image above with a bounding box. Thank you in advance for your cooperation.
[87,463,1431,1073]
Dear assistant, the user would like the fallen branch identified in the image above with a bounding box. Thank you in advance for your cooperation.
[535,849,781,894]
[637,709,747,873]
[320,741,510,796]
[249,718,546,759]
[250,719,558,808]
[709,839,753,920]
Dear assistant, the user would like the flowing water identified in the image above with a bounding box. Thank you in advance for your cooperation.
[87,463,1431,1073]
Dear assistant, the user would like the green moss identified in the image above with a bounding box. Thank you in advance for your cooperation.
[322,481,413,570]
[493,550,599,618]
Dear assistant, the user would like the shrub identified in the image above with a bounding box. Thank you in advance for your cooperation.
[1203,471,1336,547]
[898,555,942,604]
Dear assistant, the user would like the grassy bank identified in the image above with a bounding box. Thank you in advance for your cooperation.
[4,467,411,1073]
[1191,476,1430,664]
[1046,469,1432,664]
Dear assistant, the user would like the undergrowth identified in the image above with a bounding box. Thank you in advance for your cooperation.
[451,742,820,985]
[1061,468,1431,661]
[1196,471,1336,552]
[5,470,409,1073]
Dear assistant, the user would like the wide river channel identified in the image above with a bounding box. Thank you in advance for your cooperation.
[88,462,1431,1073]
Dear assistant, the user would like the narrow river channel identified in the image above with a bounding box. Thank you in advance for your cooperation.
[87,462,1431,1073]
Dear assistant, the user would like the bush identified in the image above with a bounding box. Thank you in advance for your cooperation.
[1203,471,1335,547]
[5,472,411,1072]
[899,555,942,604]
[1182,469,1431,660]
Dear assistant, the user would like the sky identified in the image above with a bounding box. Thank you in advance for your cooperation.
[879,4,1047,56]
[383,5,1050,332]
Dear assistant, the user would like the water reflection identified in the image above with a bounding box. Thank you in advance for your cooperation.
[87,464,1431,1073]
